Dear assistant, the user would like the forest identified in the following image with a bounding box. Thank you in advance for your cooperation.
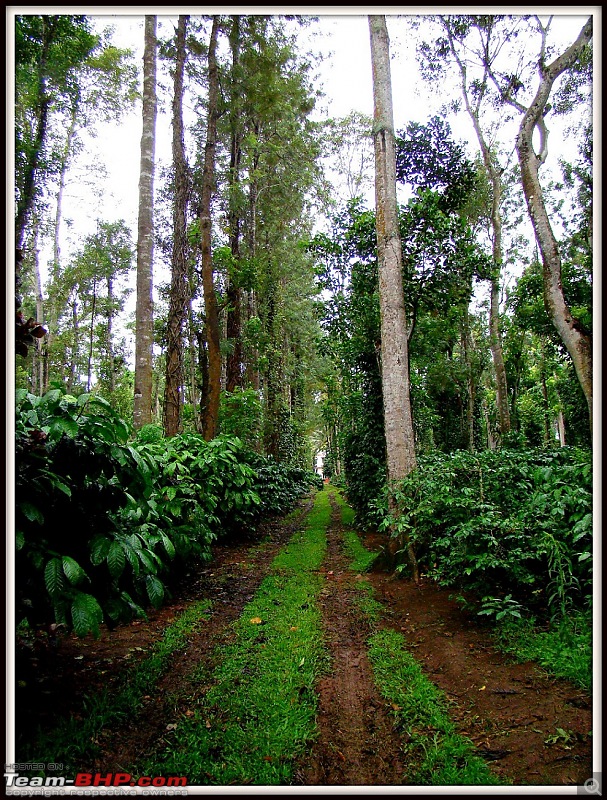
[12,11,594,789]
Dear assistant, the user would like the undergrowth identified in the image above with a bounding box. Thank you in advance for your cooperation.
[367,630,501,786]
[491,612,592,692]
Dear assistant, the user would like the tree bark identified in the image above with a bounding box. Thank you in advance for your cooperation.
[200,17,222,441]
[461,305,476,452]
[369,15,418,581]
[133,15,157,430]
[31,216,45,395]
[86,277,97,392]
[163,15,189,437]
[515,17,593,436]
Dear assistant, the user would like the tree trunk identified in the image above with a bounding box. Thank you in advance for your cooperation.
[200,17,222,441]
[106,276,116,394]
[43,107,78,395]
[15,18,53,249]
[244,163,261,390]
[461,306,476,452]
[369,15,418,581]
[133,15,157,430]
[557,409,566,447]
[86,278,97,392]
[482,394,496,450]
[163,15,189,437]
[68,297,79,393]
[225,15,245,394]
[515,18,593,436]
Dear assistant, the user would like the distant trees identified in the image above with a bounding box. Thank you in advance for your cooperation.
[14,11,592,482]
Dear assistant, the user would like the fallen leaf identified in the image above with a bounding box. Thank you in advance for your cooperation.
[166,723,178,731]
[290,626,298,631]
[263,756,273,762]
[479,685,486,691]
[185,710,195,717]
[250,617,263,625]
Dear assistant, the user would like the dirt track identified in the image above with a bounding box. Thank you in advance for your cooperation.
[16,491,593,787]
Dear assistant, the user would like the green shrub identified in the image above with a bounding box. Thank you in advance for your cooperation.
[15,389,320,637]
[385,447,592,623]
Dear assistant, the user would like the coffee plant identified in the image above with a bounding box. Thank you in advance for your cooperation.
[383,447,592,623]
[15,388,319,637]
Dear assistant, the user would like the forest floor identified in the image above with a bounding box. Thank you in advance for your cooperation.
[15,488,593,789]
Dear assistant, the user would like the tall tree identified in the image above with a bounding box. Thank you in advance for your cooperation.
[199,16,222,441]
[441,17,512,438]
[163,15,190,436]
[511,17,593,434]
[133,15,157,430]
[224,15,245,394]
[14,14,97,249]
[369,15,418,579]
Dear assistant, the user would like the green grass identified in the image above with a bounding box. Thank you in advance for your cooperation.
[145,489,333,785]
[20,598,212,774]
[367,628,501,786]
[492,611,592,692]
[332,488,379,572]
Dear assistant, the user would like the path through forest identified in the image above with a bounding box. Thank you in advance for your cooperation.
[17,487,593,788]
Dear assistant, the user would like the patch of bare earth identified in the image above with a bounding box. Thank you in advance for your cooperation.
[362,528,593,787]
[294,497,408,786]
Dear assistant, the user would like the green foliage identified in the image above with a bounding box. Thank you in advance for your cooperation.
[395,115,478,213]
[15,388,318,637]
[218,388,263,450]
[386,447,592,622]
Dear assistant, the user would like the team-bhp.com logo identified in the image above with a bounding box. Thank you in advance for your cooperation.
[5,773,187,789]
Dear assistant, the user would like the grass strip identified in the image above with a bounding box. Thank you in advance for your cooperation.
[368,627,501,786]
[21,598,212,773]
[340,524,501,786]
[148,489,333,785]
[332,488,379,573]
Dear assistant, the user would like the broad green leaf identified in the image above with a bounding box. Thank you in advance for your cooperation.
[49,417,79,439]
[62,556,88,586]
[107,541,126,578]
[20,502,44,525]
[145,574,164,608]
[71,592,103,638]
[89,535,111,565]
[44,558,65,599]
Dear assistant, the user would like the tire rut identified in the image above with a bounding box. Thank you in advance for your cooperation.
[294,491,407,786]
